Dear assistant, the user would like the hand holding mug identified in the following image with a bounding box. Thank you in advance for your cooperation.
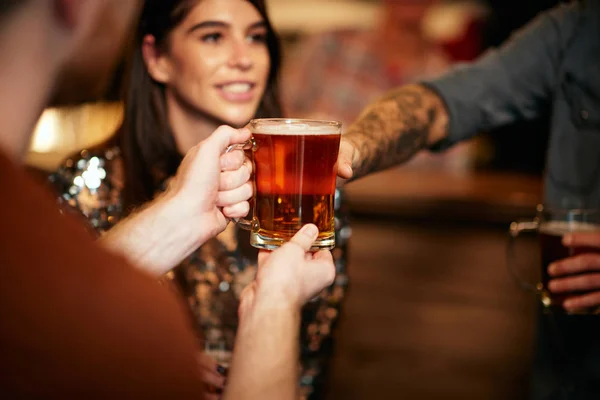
[166,125,253,244]
[547,231,600,313]
[238,224,336,314]
[508,206,600,314]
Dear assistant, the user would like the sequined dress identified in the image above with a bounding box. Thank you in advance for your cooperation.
[49,145,351,399]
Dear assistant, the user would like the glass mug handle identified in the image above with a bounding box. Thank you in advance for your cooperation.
[225,139,255,231]
[507,219,541,293]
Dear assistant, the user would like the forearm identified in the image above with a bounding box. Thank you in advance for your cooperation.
[344,83,449,180]
[99,193,205,276]
[224,299,300,400]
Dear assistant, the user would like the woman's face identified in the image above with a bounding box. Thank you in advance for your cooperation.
[148,0,270,128]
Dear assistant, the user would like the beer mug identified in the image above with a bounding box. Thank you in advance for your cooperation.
[227,118,342,251]
[508,204,600,314]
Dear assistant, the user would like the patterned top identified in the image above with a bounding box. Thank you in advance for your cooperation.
[49,144,351,399]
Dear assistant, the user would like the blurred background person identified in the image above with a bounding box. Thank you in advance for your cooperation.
[281,0,486,173]
[1,0,338,398]
[282,0,447,127]
[49,0,350,398]
[336,1,600,399]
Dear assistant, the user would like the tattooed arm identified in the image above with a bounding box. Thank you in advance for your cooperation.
[337,3,579,182]
[338,84,449,181]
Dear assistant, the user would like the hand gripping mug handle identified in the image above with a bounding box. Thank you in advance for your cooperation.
[225,138,255,231]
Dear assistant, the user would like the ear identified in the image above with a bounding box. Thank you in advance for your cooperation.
[142,34,172,84]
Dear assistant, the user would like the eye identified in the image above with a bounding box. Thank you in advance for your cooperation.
[248,32,267,44]
[201,32,223,44]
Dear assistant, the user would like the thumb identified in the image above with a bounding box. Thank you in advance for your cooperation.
[337,139,355,180]
[206,125,251,154]
[287,224,319,253]
[563,232,600,248]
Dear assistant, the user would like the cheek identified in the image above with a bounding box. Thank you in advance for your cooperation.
[170,52,220,97]
[255,50,271,86]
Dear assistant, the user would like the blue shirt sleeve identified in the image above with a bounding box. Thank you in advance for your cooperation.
[421,1,582,151]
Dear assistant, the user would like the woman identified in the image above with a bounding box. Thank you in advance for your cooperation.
[50,0,350,398]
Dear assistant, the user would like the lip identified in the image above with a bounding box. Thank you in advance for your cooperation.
[214,81,256,103]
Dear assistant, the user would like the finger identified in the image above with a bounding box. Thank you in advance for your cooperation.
[202,372,225,390]
[548,273,600,293]
[205,384,223,397]
[313,249,334,263]
[198,352,218,371]
[207,125,251,153]
[216,364,228,377]
[286,224,319,253]
[220,150,245,171]
[222,201,250,219]
[197,353,226,387]
[198,358,225,389]
[336,140,355,180]
[300,256,336,301]
[548,254,600,276]
[563,291,600,312]
[217,182,253,207]
[219,165,251,191]
[563,232,600,249]
[231,127,252,146]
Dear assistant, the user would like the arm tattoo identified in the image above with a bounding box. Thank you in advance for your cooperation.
[344,84,448,180]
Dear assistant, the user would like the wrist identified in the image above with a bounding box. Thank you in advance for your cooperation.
[253,287,302,312]
[150,191,207,250]
[99,191,208,276]
[239,293,301,329]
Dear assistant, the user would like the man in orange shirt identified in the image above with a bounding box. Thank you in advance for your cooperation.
[0,1,334,398]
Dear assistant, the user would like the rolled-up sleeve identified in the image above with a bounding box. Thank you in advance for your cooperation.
[422,2,582,150]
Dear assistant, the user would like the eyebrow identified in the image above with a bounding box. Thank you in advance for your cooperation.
[187,20,267,34]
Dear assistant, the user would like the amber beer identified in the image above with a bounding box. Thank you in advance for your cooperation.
[539,221,600,312]
[508,206,600,314]
[249,119,341,250]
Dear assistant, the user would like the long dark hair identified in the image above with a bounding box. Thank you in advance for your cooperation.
[118,0,282,212]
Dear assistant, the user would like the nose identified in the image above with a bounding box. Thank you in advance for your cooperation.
[228,39,253,71]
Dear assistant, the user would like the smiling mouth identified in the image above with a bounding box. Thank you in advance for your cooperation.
[217,82,255,94]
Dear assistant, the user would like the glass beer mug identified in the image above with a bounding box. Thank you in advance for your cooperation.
[228,118,342,251]
[508,204,600,314]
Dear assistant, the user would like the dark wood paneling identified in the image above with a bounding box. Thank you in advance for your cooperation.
[327,216,539,399]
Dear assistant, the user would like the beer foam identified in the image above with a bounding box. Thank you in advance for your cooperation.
[540,220,600,236]
[253,121,340,135]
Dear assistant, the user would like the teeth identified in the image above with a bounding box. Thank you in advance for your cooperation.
[222,83,251,93]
